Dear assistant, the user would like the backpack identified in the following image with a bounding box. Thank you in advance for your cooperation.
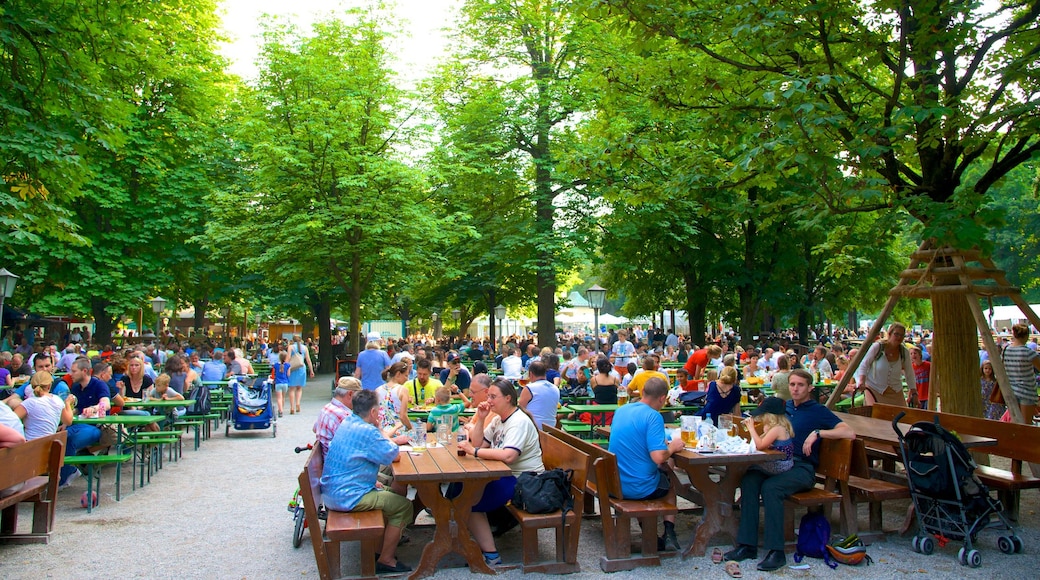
[512,468,573,514]
[679,390,708,406]
[793,511,837,568]
[185,381,211,416]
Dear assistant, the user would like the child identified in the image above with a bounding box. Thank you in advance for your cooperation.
[271,351,290,417]
[620,362,638,389]
[147,373,186,419]
[427,386,465,431]
[742,396,794,474]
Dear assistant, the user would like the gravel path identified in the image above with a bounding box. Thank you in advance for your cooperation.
[1,372,1036,579]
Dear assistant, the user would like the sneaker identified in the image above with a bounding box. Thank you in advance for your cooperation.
[375,560,412,573]
[58,469,80,491]
[663,532,681,552]
[483,551,502,566]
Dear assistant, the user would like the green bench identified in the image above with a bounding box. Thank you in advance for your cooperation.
[63,453,133,513]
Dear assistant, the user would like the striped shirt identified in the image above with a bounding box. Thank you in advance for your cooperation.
[1002,345,1038,401]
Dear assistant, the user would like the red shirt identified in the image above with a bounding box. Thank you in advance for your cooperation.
[684,348,711,379]
[912,361,931,401]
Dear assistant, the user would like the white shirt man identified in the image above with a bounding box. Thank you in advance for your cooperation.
[610,331,636,366]
[501,347,523,379]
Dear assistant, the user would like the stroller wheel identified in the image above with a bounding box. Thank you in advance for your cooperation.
[966,549,981,568]
[912,536,921,553]
[919,536,935,555]
[1011,535,1023,553]
[957,547,966,565]
[998,536,1015,555]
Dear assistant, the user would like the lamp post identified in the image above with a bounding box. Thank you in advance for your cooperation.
[452,309,461,341]
[494,304,506,353]
[584,284,606,348]
[432,311,440,339]
[150,296,167,338]
[0,269,19,337]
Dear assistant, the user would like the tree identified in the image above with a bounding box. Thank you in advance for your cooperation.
[446,0,598,347]
[207,12,453,366]
[595,0,1040,417]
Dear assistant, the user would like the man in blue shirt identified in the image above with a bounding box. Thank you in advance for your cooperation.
[354,341,391,391]
[201,354,227,382]
[60,357,112,487]
[440,352,472,392]
[608,376,684,551]
[725,369,854,572]
[321,390,412,573]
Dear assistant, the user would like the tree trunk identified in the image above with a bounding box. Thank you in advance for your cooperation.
[683,270,707,343]
[90,298,117,345]
[931,289,982,416]
[193,297,209,334]
[314,296,333,373]
[847,309,858,332]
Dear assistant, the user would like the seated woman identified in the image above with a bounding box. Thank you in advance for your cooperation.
[14,372,73,440]
[591,357,620,405]
[457,379,544,566]
[697,366,742,427]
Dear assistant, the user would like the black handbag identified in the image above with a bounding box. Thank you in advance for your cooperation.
[512,468,573,514]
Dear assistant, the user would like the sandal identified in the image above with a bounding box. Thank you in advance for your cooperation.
[725,561,743,579]
[712,547,724,564]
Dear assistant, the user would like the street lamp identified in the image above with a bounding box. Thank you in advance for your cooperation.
[585,284,606,347]
[151,296,167,337]
[451,309,461,340]
[0,268,19,336]
[494,304,506,352]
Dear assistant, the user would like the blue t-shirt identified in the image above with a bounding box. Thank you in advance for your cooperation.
[70,377,111,413]
[439,366,472,391]
[356,349,392,391]
[609,401,667,500]
[201,359,227,382]
[786,398,842,467]
[273,362,290,384]
[320,413,399,511]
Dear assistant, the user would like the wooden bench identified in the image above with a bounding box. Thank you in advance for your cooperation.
[0,432,66,544]
[847,438,910,541]
[543,424,678,572]
[506,431,590,574]
[868,403,1040,520]
[784,438,853,543]
[299,444,384,580]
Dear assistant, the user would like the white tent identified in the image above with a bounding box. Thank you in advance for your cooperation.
[599,313,630,325]
[984,304,1040,331]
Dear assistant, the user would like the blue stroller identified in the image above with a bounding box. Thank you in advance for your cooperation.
[226,376,276,438]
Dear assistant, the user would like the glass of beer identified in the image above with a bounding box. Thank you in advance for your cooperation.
[681,415,698,448]
[719,414,733,437]
[616,387,628,406]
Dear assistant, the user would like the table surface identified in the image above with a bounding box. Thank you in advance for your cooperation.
[393,445,510,482]
[73,414,163,426]
[123,399,187,408]
[840,412,997,448]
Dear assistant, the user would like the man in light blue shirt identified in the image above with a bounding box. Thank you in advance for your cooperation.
[201,355,227,382]
[321,390,412,573]
[608,377,683,551]
[355,341,391,391]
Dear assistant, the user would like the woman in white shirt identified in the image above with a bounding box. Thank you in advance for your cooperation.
[14,372,73,440]
[853,323,915,406]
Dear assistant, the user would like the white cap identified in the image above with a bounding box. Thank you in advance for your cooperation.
[366,331,381,341]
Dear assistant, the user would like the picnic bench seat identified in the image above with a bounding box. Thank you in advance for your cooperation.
[847,438,910,541]
[63,452,133,513]
[0,432,66,544]
[784,438,854,543]
[867,403,1040,521]
[299,444,384,580]
[506,431,590,574]
[543,424,678,572]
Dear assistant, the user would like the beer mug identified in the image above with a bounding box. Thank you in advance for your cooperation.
[436,417,452,446]
[616,386,628,406]
[719,415,733,437]
[681,415,699,448]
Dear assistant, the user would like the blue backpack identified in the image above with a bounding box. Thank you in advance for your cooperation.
[794,511,837,569]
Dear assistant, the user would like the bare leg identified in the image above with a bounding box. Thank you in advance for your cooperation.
[468,511,496,553]
[1021,403,1036,424]
[276,390,284,414]
[377,524,403,566]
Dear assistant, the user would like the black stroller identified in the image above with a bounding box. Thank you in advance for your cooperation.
[893,412,1022,567]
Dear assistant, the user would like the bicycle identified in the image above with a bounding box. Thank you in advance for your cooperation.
[289,443,322,548]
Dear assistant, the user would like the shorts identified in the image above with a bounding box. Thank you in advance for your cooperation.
[630,470,671,501]
[352,489,414,528]
[275,383,288,393]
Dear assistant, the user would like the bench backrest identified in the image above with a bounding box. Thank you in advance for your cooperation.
[870,403,1040,466]
[816,437,853,483]
[539,431,590,505]
[299,445,333,580]
[0,431,67,490]
[543,424,609,486]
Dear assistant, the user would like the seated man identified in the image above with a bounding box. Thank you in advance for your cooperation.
[313,377,362,455]
[725,369,855,572]
[403,358,443,406]
[626,355,667,400]
[608,377,684,551]
[439,353,472,393]
[222,349,244,380]
[320,390,412,574]
[61,357,112,488]
[201,353,227,382]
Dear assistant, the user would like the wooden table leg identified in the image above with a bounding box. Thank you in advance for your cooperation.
[679,464,751,558]
[408,478,494,580]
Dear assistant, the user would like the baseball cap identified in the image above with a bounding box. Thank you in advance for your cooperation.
[446,352,460,363]
[750,396,787,417]
[366,331,381,342]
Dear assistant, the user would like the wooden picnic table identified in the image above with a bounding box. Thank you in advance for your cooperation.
[593,423,780,558]
[392,445,512,579]
[840,412,998,449]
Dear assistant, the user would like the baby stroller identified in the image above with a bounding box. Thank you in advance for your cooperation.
[227,376,276,438]
[893,412,1021,567]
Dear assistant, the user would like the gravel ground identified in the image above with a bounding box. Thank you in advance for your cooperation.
[1,372,1037,579]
